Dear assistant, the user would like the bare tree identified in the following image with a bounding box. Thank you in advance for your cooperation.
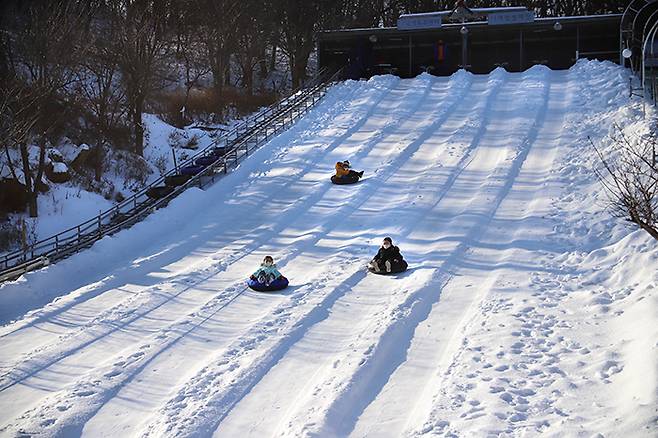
[76,10,126,182]
[171,2,212,126]
[591,126,658,240]
[279,0,321,89]
[112,0,172,157]
[234,0,275,95]
[0,79,41,184]
[199,0,241,101]
[5,0,92,217]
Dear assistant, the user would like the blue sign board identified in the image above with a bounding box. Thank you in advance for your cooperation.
[398,14,442,30]
[488,11,535,25]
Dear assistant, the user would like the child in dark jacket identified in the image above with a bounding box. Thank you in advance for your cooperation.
[369,237,406,273]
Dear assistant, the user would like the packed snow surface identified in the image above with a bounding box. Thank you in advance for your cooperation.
[0,60,656,437]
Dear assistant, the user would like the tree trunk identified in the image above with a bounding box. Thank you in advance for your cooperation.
[29,135,48,217]
[269,44,277,72]
[94,139,103,182]
[27,192,38,218]
[259,45,268,80]
[243,64,253,96]
[133,95,144,156]
[291,55,308,89]
[289,54,299,89]
[225,61,231,87]
[211,55,225,95]
[630,209,658,240]
[4,145,19,180]
[19,142,35,217]
[259,58,268,80]
[639,222,658,240]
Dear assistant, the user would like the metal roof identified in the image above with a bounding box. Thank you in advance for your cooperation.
[318,13,622,39]
[398,7,528,19]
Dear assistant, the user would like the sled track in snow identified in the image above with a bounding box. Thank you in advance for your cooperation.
[0,63,645,437]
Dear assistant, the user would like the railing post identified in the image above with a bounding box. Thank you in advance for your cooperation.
[77,225,81,244]
[98,214,102,238]
[55,234,59,251]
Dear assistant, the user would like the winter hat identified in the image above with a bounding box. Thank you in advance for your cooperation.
[343,160,351,167]
[263,256,274,264]
[383,237,392,244]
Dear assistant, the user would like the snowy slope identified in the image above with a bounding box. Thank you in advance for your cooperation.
[0,60,656,438]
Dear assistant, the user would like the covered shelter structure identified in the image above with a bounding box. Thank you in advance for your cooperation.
[619,0,658,104]
[318,7,621,79]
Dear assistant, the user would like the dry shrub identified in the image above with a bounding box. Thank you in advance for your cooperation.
[103,123,132,152]
[220,87,278,116]
[0,217,22,252]
[152,87,278,126]
[591,125,658,240]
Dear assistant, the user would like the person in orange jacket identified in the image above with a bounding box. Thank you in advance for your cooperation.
[334,160,364,179]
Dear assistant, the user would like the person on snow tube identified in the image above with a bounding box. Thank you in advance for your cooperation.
[334,160,364,181]
[250,255,284,286]
[368,237,408,273]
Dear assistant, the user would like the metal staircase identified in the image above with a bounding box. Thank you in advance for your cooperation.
[0,67,344,283]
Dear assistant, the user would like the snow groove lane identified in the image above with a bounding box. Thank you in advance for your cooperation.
[0,264,236,391]
[0,77,402,397]
[140,263,371,437]
[295,70,552,437]
[410,71,571,437]
[134,74,469,437]
[0,78,427,434]
[347,68,557,438]
[77,77,443,435]
[0,77,385,347]
[0,282,252,437]
[0,63,643,438]
[0,78,370,332]
[210,72,506,437]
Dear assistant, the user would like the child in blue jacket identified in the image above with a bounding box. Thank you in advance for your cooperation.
[250,256,283,285]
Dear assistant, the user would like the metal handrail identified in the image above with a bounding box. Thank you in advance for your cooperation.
[0,67,344,280]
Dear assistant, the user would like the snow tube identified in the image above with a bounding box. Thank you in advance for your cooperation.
[146,185,175,199]
[211,147,227,156]
[180,164,206,176]
[165,174,191,187]
[195,155,220,167]
[368,260,408,275]
[331,174,360,185]
[247,276,289,292]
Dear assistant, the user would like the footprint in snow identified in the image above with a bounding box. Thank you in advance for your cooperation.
[509,412,528,422]
[598,360,623,380]
[500,392,515,403]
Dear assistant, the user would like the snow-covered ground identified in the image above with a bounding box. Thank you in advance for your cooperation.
[1,114,224,251]
[0,60,656,437]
